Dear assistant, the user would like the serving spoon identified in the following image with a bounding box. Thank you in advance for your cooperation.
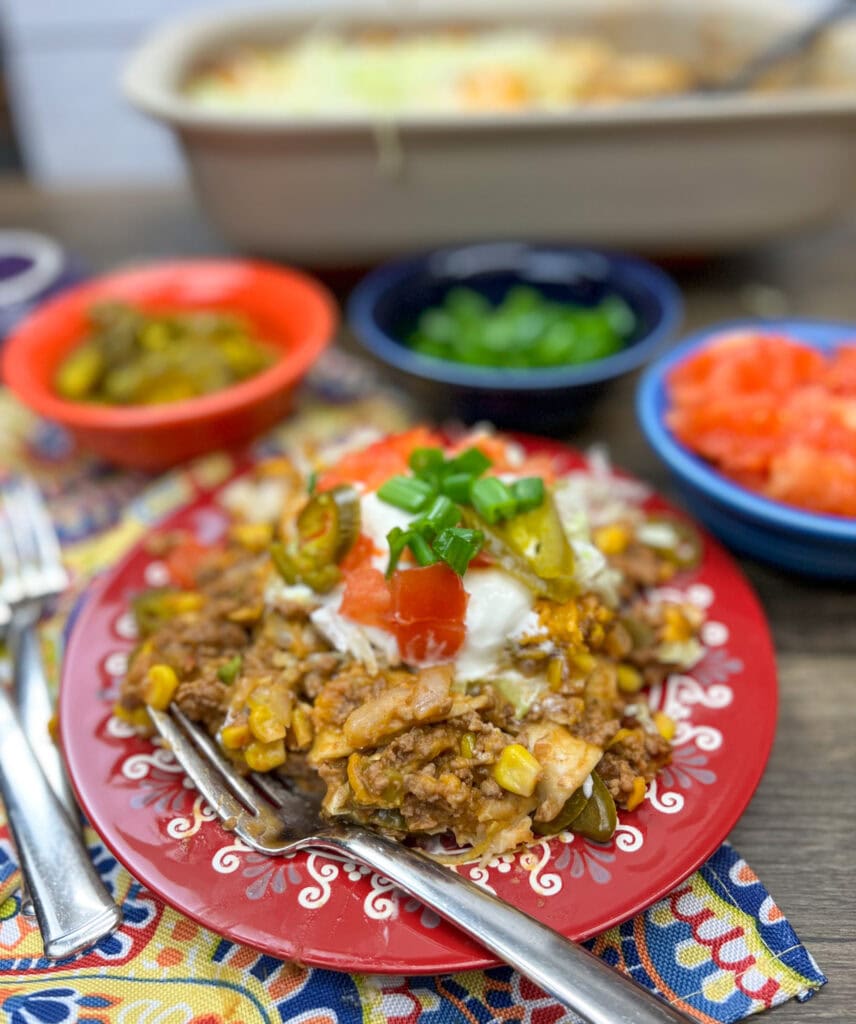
[702,0,856,93]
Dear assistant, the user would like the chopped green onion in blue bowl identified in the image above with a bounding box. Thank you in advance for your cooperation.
[347,242,682,432]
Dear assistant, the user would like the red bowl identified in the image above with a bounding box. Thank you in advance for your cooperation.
[1,259,338,470]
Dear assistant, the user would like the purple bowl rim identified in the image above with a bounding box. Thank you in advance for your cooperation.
[637,317,856,541]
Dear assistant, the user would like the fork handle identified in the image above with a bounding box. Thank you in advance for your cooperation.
[318,828,695,1024]
[9,614,78,819]
[0,687,122,959]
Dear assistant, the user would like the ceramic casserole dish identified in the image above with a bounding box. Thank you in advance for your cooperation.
[124,0,856,263]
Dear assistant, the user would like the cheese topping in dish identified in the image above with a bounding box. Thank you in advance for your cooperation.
[184,30,695,117]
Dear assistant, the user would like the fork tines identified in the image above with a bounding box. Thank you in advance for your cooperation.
[0,478,69,606]
[148,706,297,855]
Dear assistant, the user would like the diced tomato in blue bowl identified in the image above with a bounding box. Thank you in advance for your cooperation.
[637,319,856,579]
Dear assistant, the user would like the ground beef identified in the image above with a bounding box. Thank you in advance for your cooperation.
[175,674,230,730]
[121,509,695,856]
[576,707,621,749]
[610,543,673,592]
[597,728,671,805]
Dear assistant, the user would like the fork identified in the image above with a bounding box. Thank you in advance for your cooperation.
[151,705,696,1024]
[0,477,122,958]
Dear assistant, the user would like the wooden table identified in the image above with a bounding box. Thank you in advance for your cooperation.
[1,180,854,1021]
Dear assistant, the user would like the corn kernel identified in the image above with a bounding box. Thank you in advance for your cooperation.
[492,743,542,797]
[607,727,637,749]
[625,776,647,811]
[653,711,677,741]
[142,664,180,710]
[165,592,204,614]
[245,739,286,772]
[662,605,693,644]
[593,523,630,556]
[249,703,287,743]
[220,721,252,750]
[347,754,374,804]
[230,522,273,553]
[257,457,293,477]
[547,657,565,691]
[288,704,314,750]
[227,604,263,624]
[113,702,152,731]
[616,664,643,693]
[460,732,476,759]
[573,652,596,674]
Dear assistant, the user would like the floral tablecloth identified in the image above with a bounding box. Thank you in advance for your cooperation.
[0,354,826,1024]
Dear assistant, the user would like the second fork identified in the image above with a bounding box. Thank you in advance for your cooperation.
[0,476,122,954]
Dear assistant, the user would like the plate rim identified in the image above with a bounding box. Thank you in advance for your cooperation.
[60,439,779,973]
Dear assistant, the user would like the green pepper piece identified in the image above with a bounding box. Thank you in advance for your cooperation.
[297,484,361,566]
[464,492,576,601]
[270,542,342,593]
[54,342,105,400]
[532,786,589,836]
[217,655,242,685]
[300,563,342,594]
[569,772,617,843]
[132,589,182,636]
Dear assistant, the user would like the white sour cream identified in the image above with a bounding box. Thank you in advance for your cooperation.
[358,492,413,570]
[456,569,534,681]
[310,493,535,681]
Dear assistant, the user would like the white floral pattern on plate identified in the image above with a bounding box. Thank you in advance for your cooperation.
[105,574,737,920]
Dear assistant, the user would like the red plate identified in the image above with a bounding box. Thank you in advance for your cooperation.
[60,439,777,973]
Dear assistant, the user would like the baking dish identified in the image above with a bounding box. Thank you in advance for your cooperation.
[123,0,856,262]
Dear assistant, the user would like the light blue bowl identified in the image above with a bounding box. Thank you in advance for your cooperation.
[637,319,856,579]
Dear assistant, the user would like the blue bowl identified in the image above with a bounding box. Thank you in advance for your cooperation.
[347,242,682,432]
[637,319,856,579]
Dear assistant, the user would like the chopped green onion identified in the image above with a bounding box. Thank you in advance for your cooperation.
[440,472,474,504]
[377,475,435,513]
[217,655,242,685]
[447,447,492,478]
[408,447,445,480]
[385,527,413,578]
[511,477,545,513]
[407,531,438,567]
[413,495,460,539]
[470,476,518,524]
[306,471,318,496]
[434,527,484,575]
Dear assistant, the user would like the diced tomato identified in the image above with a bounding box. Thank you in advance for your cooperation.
[164,539,210,589]
[824,344,856,394]
[339,562,392,630]
[668,332,824,409]
[389,563,468,663]
[667,331,856,517]
[340,533,379,574]
[781,388,856,459]
[765,446,856,517]
[515,451,558,485]
[667,395,786,473]
[317,427,443,492]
